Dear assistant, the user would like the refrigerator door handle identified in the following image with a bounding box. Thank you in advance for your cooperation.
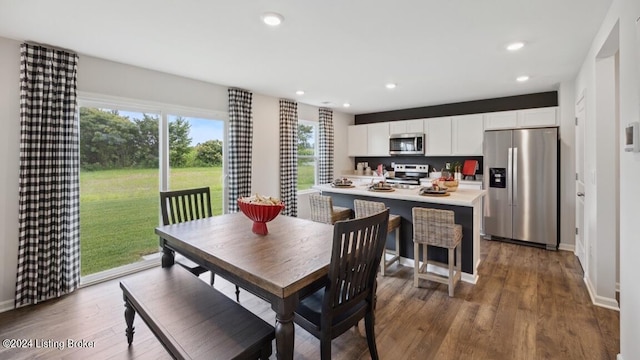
[513,147,518,206]
[507,147,513,206]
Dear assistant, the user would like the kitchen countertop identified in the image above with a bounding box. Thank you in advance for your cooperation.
[341,173,483,186]
[314,183,485,207]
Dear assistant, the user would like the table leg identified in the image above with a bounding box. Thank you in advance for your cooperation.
[272,296,297,360]
[161,246,175,268]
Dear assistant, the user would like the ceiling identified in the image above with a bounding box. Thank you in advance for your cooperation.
[0,0,612,115]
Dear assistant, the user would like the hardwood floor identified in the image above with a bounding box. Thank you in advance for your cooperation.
[0,239,619,359]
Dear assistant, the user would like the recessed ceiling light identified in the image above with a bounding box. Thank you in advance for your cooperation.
[516,75,530,82]
[385,83,397,89]
[261,12,284,26]
[343,103,351,108]
[295,90,304,95]
[507,42,525,51]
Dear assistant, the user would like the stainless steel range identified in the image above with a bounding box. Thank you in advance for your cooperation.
[385,164,429,186]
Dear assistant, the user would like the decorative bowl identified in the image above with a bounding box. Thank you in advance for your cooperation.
[237,199,285,235]
[443,180,459,192]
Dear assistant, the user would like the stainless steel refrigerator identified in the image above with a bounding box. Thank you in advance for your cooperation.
[483,127,558,250]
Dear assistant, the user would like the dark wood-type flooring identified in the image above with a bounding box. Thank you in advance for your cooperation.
[0,239,619,359]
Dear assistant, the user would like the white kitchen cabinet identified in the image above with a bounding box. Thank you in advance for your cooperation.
[484,111,518,130]
[452,114,484,155]
[366,122,390,156]
[484,107,558,130]
[390,119,424,134]
[347,125,367,156]
[518,107,558,127]
[423,117,452,155]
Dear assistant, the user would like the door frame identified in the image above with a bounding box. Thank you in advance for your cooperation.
[574,91,587,273]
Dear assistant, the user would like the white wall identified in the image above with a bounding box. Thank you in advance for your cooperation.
[558,80,577,250]
[574,0,640,358]
[0,36,354,311]
[0,37,21,312]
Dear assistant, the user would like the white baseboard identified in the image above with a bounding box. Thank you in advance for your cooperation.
[617,354,623,360]
[558,243,575,252]
[0,298,15,314]
[584,276,620,311]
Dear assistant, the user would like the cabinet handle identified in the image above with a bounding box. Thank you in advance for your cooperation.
[577,192,585,197]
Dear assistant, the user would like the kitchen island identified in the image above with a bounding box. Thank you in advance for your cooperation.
[313,183,485,283]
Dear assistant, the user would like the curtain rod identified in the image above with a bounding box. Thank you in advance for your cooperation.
[23,40,77,54]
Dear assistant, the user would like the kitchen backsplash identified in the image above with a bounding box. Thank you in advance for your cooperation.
[353,155,483,175]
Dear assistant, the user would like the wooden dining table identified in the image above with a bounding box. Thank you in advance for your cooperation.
[155,212,334,360]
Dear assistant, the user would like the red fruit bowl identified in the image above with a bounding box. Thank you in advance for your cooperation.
[237,199,285,235]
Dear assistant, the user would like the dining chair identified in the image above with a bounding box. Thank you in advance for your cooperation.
[412,207,462,297]
[354,199,401,276]
[294,209,389,360]
[160,187,241,302]
[309,194,351,224]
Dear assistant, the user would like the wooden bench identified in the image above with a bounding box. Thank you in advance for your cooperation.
[120,266,274,360]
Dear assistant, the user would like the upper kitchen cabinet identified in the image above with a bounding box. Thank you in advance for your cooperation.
[390,119,424,134]
[367,122,390,156]
[424,117,452,155]
[452,114,484,155]
[517,107,558,128]
[347,125,367,156]
[483,110,518,130]
[484,107,558,130]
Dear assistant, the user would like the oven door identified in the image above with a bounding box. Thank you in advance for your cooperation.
[389,133,424,155]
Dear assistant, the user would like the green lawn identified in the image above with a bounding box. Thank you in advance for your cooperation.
[81,166,314,276]
[80,167,223,275]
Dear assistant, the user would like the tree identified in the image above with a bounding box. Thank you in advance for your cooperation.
[194,140,223,166]
[133,114,159,168]
[297,124,313,153]
[79,107,138,169]
[169,117,192,167]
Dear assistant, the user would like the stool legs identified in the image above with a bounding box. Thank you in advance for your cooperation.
[413,242,420,287]
[413,242,461,297]
[380,227,401,276]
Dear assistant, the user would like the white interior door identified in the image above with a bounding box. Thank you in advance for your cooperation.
[575,94,587,271]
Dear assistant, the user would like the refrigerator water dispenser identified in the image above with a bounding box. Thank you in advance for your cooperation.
[489,168,506,188]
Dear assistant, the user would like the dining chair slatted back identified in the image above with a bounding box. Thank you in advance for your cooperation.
[159,187,241,301]
[160,187,213,226]
[294,209,389,360]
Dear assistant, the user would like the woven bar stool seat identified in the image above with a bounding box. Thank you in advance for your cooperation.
[354,199,401,275]
[412,207,462,297]
[309,194,351,224]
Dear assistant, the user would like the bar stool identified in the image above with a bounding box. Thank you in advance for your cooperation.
[354,199,401,276]
[412,207,462,297]
[309,194,351,224]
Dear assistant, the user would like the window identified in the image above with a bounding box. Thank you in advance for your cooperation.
[168,115,225,215]
[78,97,227,279]
[297,120,317,191]
[78,107,160,277]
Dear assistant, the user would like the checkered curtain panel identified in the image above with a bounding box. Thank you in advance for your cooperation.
[318,108,334,184]
[227,88,253,213]
[279,99,298,216]
[15,44,80,307]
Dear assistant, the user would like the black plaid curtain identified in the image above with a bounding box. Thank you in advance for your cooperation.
[318,108,334,184]
[279,99,298,216]
[227,88,253,212]
[15,43,80,307]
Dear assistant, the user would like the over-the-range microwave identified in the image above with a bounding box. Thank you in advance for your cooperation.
[389,133,425,155]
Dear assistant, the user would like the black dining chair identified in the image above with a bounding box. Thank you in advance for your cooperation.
[294,209,389,360]
[160,187,241,302]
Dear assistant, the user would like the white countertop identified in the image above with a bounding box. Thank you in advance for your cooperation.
[314,184,485,207]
